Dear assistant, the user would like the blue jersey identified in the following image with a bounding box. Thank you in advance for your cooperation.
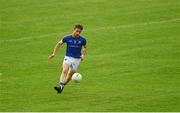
[62,35,86,58]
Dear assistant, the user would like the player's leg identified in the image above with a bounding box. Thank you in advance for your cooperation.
[54,56,70,93]
[59,63,69,86]
[54,63,69,93]
[64,68,75,85]
[65,58,81,84]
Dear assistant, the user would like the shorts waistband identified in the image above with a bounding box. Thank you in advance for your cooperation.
[65,56,81,59]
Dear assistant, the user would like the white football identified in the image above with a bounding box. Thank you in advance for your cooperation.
[72,73,82,83]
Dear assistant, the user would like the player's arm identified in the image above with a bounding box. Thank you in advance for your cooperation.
[81,44,88,61]
[48,39,64,60]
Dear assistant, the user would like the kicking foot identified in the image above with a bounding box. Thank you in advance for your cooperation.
[54,86,64,94]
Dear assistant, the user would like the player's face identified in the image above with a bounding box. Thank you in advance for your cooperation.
[73,28,82,37]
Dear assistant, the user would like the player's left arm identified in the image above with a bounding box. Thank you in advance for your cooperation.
[81,44,88,61]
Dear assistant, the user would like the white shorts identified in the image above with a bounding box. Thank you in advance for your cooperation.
[63,56,81,71]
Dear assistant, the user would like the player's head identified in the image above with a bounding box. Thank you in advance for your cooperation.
[73,24,83,37]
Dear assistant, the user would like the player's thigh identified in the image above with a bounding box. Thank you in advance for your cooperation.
[62,63,69,74]
[67,68,75,77]
[62,56,71,72]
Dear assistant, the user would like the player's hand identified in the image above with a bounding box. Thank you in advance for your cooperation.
[48,54,55,60]
[80,54,85,61]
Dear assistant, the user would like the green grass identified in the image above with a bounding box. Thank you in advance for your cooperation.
[0,0,180,111]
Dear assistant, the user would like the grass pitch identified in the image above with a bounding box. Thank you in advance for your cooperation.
[0,0,180,111]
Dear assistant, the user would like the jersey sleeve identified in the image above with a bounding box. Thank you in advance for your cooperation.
[62,36,68,43]
[82,38,87,46]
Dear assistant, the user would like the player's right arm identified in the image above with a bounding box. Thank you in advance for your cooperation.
[48,39,64,60]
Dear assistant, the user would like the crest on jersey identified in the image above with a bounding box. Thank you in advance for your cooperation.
[78,41,81,44]
[69,40,72,43]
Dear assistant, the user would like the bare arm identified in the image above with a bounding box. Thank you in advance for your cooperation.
[48,39,63,60]
[52,39,63,55]
[81,44,88,60]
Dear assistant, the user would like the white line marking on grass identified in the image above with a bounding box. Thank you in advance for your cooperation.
[90,18,180,31]
[1,31,69,42]
[1,18,180,43]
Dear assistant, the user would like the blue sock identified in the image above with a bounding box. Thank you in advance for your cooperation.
[60,82,65,88]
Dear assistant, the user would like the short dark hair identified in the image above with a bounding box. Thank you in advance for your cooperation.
[74,24,83,30]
